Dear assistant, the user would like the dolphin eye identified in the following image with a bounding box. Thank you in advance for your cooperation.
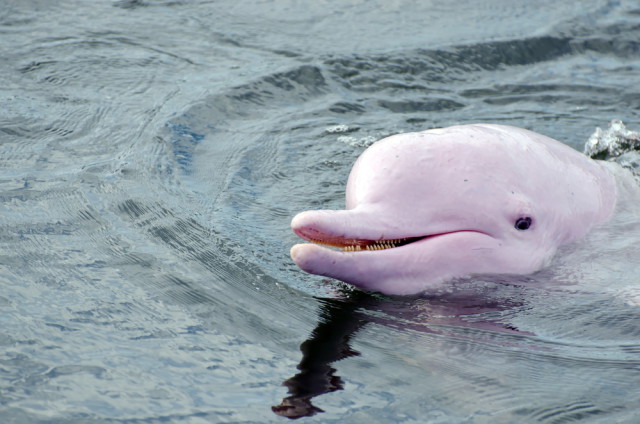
[515,217,532,231]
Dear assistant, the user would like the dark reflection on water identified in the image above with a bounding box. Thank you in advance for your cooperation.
[273,295,367,419]
[274,287,529,419]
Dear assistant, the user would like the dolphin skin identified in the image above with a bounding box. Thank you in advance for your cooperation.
[291,124,617,295]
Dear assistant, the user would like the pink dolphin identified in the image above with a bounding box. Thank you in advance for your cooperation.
[290,124,618,295]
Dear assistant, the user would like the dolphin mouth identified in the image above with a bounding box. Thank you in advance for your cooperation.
[304,234,426,251]
[291,210,493,255]
[293,225,432,252]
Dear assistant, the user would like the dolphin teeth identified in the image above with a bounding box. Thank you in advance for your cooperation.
[358,240,403,251]
[336,236,423,252]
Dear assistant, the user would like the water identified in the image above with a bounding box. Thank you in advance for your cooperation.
[1,0,640,422]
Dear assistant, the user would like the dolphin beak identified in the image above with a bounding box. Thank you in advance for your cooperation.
[289,209,501,295]
[291,208,410,244]
[290,243,327,274]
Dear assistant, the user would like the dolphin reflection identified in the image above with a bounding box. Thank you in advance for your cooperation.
[273,286,527,419]
[272,293,371,418]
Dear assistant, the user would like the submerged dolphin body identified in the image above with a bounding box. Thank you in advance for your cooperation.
[291,124,618,295]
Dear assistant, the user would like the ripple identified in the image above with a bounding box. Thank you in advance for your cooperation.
[1,0,640,422]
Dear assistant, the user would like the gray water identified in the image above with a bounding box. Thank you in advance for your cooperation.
[2,1,640,423]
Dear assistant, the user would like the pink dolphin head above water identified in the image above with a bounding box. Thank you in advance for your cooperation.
[290,124,618,295]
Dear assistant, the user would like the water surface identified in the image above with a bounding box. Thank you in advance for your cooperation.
[1,0,640,422]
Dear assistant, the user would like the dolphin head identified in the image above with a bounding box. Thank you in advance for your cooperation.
[291,124,617,295]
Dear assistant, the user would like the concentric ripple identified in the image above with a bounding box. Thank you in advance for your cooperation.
[0,0,639,422]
